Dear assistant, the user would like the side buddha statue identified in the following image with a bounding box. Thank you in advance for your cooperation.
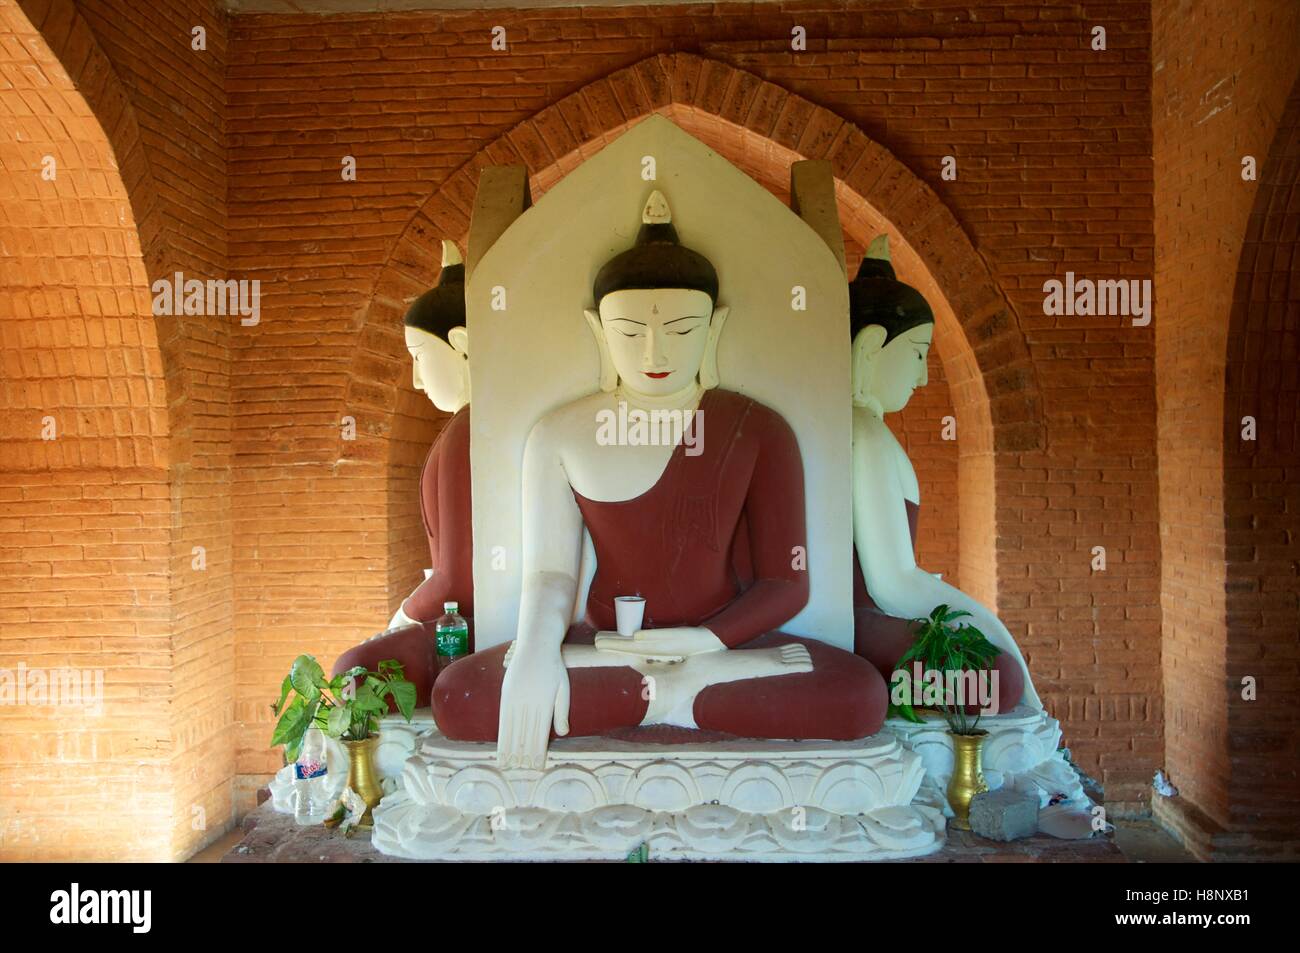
[332,240,474,706]
[850,236,1037,714]
[433,191,887,769]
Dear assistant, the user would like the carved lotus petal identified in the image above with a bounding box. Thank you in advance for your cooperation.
[500,806,558,835]
[856,809,935,850]
[984,737,1038,774]
[445,766,516,815]
[680,803,744,831]
[766,807,843,852]
[676,804,751,852]
[866,805,924,833]
[403,765,437,804]
[531,766,606,813]
[494,807,566,847]
[416,803,467,836]
[588,804,654,837]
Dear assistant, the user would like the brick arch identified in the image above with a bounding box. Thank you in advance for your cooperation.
[0,3,174,859]
[1217,74,1300,850]
[0,2,169,467]
[348,53,1044,611]
[17,0,240,863]
[17,0,181,421]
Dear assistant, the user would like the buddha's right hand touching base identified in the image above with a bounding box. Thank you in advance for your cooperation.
[496,642,570,770]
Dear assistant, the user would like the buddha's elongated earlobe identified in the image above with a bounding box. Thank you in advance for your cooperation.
[699,304,730,390]
[851,325,887,407]
[447,325,470,408]
[584,308,618,392]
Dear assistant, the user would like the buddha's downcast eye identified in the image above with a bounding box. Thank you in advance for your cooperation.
[665,317,706,335]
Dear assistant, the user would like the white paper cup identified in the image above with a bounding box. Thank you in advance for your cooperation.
[614,596,646,637]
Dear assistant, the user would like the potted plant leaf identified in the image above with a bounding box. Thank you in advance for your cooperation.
[888,605,1002,830]
[270,654,416,829]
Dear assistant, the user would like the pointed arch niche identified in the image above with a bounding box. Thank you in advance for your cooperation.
[0,1,179,860]
[342,54,1044,622]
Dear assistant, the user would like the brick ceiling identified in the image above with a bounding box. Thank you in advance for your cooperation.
[222,0,787,13]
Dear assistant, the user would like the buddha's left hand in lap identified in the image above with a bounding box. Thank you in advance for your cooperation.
[593,626,726,660]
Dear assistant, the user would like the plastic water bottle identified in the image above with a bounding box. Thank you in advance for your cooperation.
[293,727,329,825]
[435,601,469,668]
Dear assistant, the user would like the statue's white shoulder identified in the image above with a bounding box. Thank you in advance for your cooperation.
[526,391,612,449]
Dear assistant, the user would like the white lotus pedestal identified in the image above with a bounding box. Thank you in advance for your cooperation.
[269,706,1097,851]
[883,705,1098,838]
[370,731,945,861]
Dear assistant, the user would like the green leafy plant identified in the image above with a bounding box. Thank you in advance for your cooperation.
[270,655,416,762]
[888,604,1001,735]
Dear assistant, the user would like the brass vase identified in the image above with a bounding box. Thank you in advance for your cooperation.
[343,736,384,829]
[946,730,989,831]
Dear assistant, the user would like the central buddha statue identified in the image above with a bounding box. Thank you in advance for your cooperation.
[433,191,887,768]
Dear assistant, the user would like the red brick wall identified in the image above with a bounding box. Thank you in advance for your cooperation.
[76,0,233,860]
[221,1,1160,809]
[1151,0,1300,841]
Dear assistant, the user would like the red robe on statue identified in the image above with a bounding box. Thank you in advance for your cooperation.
[332,406,474,708]
[852,501,1022,714]
[433,389,887,742]
[404,406,474,623]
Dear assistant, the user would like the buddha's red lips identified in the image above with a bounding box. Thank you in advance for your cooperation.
[644,371,672,379]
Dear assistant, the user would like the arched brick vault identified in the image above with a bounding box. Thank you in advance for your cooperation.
[1218,75,1300,842]
[8,0,234,860]
[0,1,170,462]
[347,54,1043,614]
[347,53,1042,457]
[0,1,171,859]
[16,0,179,430]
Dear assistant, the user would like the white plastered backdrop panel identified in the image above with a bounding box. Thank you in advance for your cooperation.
[468,115,852,650]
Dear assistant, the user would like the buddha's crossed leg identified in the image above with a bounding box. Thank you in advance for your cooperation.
[433,632,887,743]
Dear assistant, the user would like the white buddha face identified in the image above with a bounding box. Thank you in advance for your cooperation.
[595,288,716,397]
[406,325,469,413]
[853,322,933,413]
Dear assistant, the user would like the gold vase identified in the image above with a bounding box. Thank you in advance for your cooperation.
[946,730,989,831]
[343,736,383,829]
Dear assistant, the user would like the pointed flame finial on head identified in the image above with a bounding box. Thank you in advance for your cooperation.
[643,190,672,225]
[404,239,466,341]
[592,189,718,305]
[865,233,891,263]
[441,239,463,268]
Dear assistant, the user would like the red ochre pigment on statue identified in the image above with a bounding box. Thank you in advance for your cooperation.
[332,406,475,708]
[335,622,442,710]
[404,405,474,623]
[853,501,1022,715]
[433,389,888,742]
